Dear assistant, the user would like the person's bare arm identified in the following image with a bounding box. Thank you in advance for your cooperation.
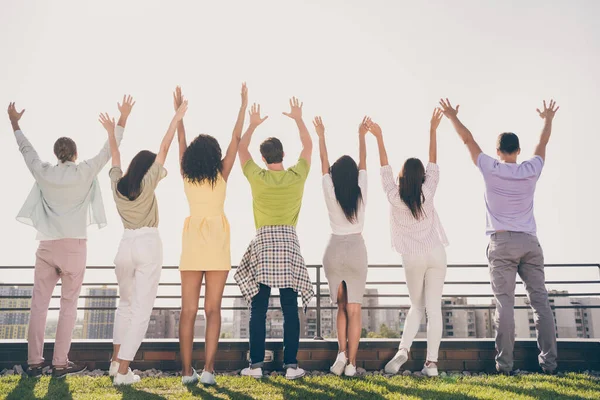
[429,108,443,164]
[369,122,389,166]
[439,98,482,166]
[313,116,329,175]
[172,86,187,174]
[221,83,248,181]
[283,97,312,165]
[534,99,559,161]
[8,102,48,174]
[98,113,120,168]
[238,103,268,167]
[358,116,370,170]
[156,101,189,165]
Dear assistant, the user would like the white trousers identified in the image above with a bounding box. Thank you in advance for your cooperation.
[113,227,163,361]
[399,245,447,362]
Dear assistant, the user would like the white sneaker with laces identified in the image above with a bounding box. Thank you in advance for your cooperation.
[241,367,263,379]
[421,362,439,377]
[181,368,199,385]
[384,348,409,374]
[109,361,120,377]
[113,369,141,386]
[285,367,306,380]
[200,370,217,385]
[329,352,348,376]
[344,364,357,377]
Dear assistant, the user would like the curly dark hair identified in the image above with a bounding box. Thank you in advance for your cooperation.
[181,134,223,187]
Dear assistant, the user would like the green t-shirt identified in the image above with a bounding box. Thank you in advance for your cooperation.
[243,158,310,229]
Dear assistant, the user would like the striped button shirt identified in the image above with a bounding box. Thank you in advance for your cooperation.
[380,163,448,255]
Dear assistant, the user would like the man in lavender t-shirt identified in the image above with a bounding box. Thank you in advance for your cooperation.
[439,98,560,375]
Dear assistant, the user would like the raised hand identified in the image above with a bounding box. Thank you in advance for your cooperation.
[313,116,325,138]
[282,97,303,120]
[174,100,189,122]
[359,116,372,136]
[98,112,116,134]
[248,103,268,127]
[430,108,444,130]
[369,121,383,138]
[536,99,559,120]
[438,98,460,119]
[118,95,135,118]
[241,82,248,109]
[7,102,25,122]
[173,86,185,111]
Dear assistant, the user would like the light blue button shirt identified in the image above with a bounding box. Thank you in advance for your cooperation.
[14,126,124,240]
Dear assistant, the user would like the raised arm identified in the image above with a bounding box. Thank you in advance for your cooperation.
[313,116,329,175]
[534,99,559,161]
[369,122,389,167]
[173,86,187,173]
[358,116,370,170]
[429,108,443,164]
[7,102,46,175]
[85,95,134,174]
[98,113,120,168]
[439,98,482,166]
[238,103,268,167]
[221,83,248,181]
[156,101,189,165]
[283,97,312,165]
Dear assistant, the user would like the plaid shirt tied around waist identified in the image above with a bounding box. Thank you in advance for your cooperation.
[234,225,314,311]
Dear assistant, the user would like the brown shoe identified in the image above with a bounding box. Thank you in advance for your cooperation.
[52,361,87,378]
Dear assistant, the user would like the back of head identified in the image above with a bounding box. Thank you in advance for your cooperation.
[181,134,223,187]
[260,137,284,164]
[399,158,426,219]
[117,150,157,201]
[330,155,362,223]
[54,137,77,163]
[496,132,520,155]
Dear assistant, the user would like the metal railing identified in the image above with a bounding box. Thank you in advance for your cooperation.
[1,263,599,338]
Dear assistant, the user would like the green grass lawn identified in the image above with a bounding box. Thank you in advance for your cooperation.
[0,373,599,400]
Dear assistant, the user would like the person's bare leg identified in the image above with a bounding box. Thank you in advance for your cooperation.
[112,345,121,362]
[179,271,204,376]
[346,304,362,366]
[336,282,348,354]
[203,271,229,373]
[117,360,131,374]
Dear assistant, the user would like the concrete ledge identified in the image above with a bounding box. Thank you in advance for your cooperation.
[1,339,598,372]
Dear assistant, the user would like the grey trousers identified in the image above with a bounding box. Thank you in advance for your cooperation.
[487,231,557,372]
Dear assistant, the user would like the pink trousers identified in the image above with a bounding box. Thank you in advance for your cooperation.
[27,239,87,366]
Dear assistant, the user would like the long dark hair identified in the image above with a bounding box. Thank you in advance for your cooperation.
[330,155,363,223]
[399,158,426,220]
[181,134,223,187]
[117,150,157,201]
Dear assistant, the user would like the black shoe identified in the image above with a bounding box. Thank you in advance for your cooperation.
[52,361,87,378]
[26,365,44,377]
[542,368,557,375]
[495,367,516,376]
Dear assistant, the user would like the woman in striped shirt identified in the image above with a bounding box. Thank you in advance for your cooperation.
[369,109,449,377]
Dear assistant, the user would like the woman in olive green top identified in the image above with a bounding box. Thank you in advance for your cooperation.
[100,98,188,386]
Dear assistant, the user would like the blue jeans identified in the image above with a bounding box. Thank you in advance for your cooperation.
[249,284,300,369]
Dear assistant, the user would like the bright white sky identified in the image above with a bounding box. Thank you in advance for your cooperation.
[1,0,599,308]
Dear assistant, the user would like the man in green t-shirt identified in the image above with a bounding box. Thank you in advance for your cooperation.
[234,98,314,380]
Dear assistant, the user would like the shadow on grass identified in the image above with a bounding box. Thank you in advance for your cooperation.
[185,383,255,400]
[5,376,73,400]
[471,375,600,400]
[265,377,389,400]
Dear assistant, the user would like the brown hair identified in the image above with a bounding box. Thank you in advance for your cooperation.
[260,137,284,164]
[54,137,77,163]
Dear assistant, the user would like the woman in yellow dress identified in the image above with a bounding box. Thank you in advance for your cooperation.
[175,83,247,386]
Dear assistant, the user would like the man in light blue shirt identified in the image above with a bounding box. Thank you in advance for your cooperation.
[440,98,559,375]
[8,97,133,378]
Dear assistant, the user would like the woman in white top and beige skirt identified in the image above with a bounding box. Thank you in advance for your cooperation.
[369,109,449,377]
[313,116,371,377]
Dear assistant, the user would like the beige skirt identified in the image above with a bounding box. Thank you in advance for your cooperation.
[322,233,368,304]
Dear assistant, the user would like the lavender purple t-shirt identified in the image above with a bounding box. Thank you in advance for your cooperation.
[477,153,544,236]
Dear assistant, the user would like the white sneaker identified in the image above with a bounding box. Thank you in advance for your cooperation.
[109,361,119,377]
[200,370,216,385]
[285,367,306,380]
[344,364,357,377]
[241,367,263,379]
[181,368,199,385]
[384,348,409,374]
[329,352,348,376]
[113,369,141,386]
[422,362,439,377]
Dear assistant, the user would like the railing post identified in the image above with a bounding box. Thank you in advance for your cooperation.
[314,265,323,340]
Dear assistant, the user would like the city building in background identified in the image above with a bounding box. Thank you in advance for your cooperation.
[146,309,205,339]
[82,287,117,339]
[0,286,32,339]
